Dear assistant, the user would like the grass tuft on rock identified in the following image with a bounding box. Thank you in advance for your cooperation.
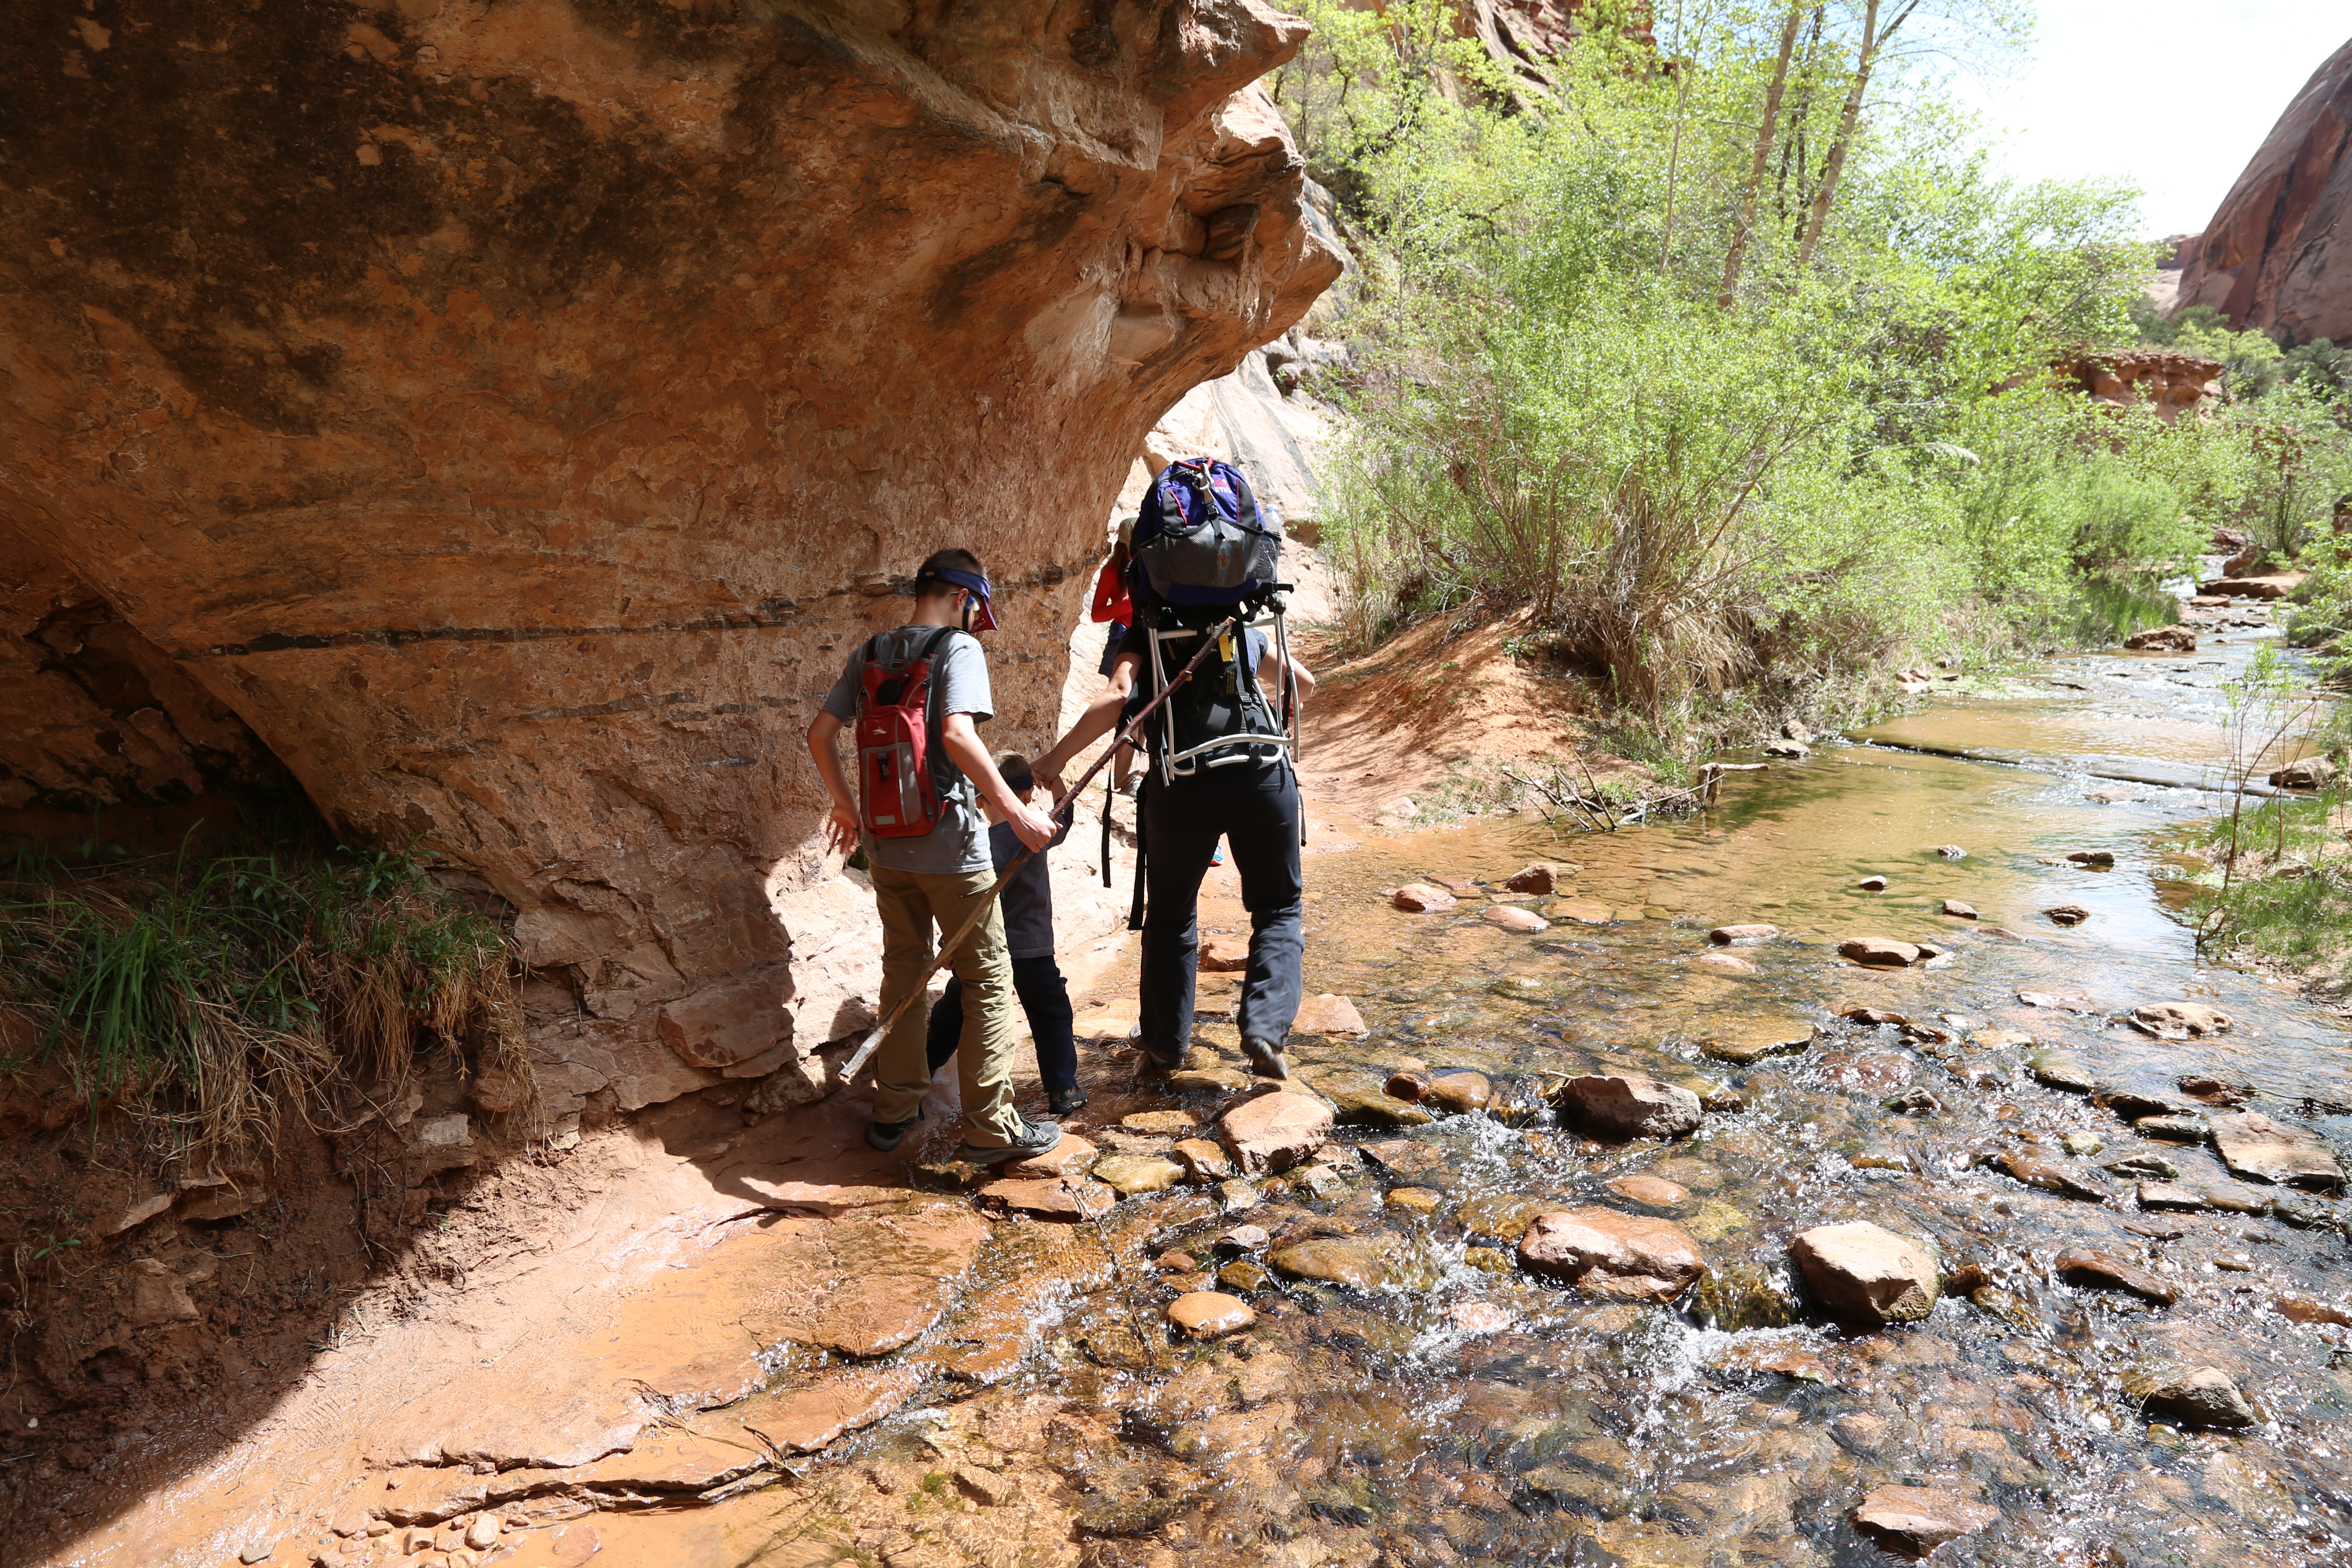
[0,840,527,1161]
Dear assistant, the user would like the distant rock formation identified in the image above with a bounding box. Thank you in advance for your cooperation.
[2052,349,2224,424]
[2177,37,2352,342]
[0,0,1340,1114]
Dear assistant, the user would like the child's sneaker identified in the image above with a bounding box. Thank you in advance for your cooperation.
[1048,1087,1088,1116]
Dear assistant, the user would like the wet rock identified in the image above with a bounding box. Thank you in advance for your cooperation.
[1384,1071,1431,1102]
[1167,1292,1256,1338]
[1122,1111,1197,1136]
[1483,904,1550,934]
[1268,1237,1392,1289]
[2053,1248,2175,1305]
[463,1515,501,1551]
[2125,623,2197,652]
[1549,898,1616,924]
[2177,1074,2249,1105]
[1464,1246,1514,1273]
[1217,1091,1334,1175]
[2201,1179,2272,1213]
[2275,1295,2352,1327]
[1506,863,1560,894]
[1696,951,1757,974]
[1093,1155,1188,1196]
[2060,1132,2104,1157]
[1762,738,1811,758]
[1156,1250,1200,1274]
[2044,903,2089,926]
[2210,1110,2344,1190]
[2128,1002,2231,1039]
[1291,993,1369,1036]
[1385,1187,1442,1216]
[1988,1150,2111,1201]
[1884,1088,1944,1116]
[2270,755,2338,790]
[1519,1208,1705,1303]
[1700,1020,1814,1066]
[1216,1179,1261,1212]
[1934,845,1967,860]
[2128,1366,2257,1429]
[1216,1224,1271,1253]
[1458,1192,1556,1243]
[1940,899,1978,919]
[1681,1077,1747,1113]
[1289,1160,1347,1199]
[1709,923,1779,945]
[1392,883,1458,913]
[1358,1139,1446,1179]
[978,1176,1115,1222]
[1605,1173,1689,1207]
[1840,937,1921,968]
[1857,875,1890,891]
[1550,1075,1704,1141]
[2017,990,2099,1012]
[1170,1139,1234,1183]
[2136,1115,2211,1143]
[1842,1006,1908,1026]
[2137,1181,2206,1212]
[2097,1087,2193,1121]
[1318,1079,1435,1127]
[955,1465,1020,1507]
[1849,1485,1999,1559]
[1198,937,1251,973]
[1168,1066,1250,1094]
[1217,1260,1269,1292]
[2104,1153,2180,1180]
[1424,1071,1493,1114]
[2030,1053,2099,1094]
[1006,1134,1097,1180]
[2066,850,2115,867]
[1790,1221,1940,1326]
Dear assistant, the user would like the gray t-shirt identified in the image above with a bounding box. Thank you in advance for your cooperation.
[821,625,993,875]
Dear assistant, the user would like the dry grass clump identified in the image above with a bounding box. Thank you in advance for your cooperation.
[0,842,527,1163]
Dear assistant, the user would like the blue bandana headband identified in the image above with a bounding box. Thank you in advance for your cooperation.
[928,567,996,631]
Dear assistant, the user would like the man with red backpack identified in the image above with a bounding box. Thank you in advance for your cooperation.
[804,550,1064,1163]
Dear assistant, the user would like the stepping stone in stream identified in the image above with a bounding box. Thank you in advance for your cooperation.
[1216,1091,1334,1175]
[1505,863,1561,893]
[2127,1001,2231,1039]
[1790,1221,1939,1326]
[2210,1110,2346,1191]
[1550,1075,1703,1140]
[2126,1366,2258,1429]
[1391,883,1457,913]
[1291,993,1369,1036]
[1167,1292,1255,1339]
[1700,1020,1815,1065]
[1941,899,1978,919]
[1483,904,1550,934]
[1519,1209,1705,1304]
[1850,1487,1999,1559]
[2052,1247,2175,1305]
[1839,937,1920,968]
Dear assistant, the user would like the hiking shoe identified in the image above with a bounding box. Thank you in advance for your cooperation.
[866,1115,919,1152]
[1135,1048,1185,1077]
[1240,1037,1290,1081]
[959,1116,1063,1166]
[1048,1087,1089,1116]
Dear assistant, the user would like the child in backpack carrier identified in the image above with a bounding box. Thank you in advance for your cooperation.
[924,752,1084,1114]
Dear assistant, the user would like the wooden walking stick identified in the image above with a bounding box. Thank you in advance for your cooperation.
[836,610,1245,1084]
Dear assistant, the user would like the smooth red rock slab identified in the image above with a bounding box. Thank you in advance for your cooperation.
[2211,1111,2343,1191]
[1505,863,1559,894]
[1291,993,1369,1036]
[1839,937,1920,968]
[1551,1075,1703,1141]
[1605,1173,1690,1207]
[1518,1208,1705,1303]
[1005,1134,1098,1180]
[1392,883,1459,913]
[1708,923,1778,944]
[1791,1221,1939,1326]
[723,1367,921,1455]
[1170,1138,1234,1182]
[1167,1291,1256,1338]
[1216,1091,1334,1175]
[1482,904,1550,934]
[1849,1485,1998,1558]
[1199,937,1251,973]
[1121,1110,1198,1136]
[978,1176,1115,1222]
[2053,1247,2176,1305]
[1073,1000,1142,1041]
[765,1207,996,1359]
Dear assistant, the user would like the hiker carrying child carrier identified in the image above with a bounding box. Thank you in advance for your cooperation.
[1035,457,1316,1080]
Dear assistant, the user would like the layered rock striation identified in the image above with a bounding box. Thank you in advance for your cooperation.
[2177,36,2352,342]
[0,0,1339,1111]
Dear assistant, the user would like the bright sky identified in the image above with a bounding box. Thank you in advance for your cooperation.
[1954,3,2349,239]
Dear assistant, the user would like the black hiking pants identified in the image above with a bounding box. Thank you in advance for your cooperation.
[925,956,1079,1096]
[1137,758,1303,1063]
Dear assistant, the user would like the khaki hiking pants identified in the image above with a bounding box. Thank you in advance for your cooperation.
[868,863,1026,1147]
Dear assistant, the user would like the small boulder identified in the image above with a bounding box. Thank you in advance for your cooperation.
[1849,1485,1998,1559]
[1121,1111,1197,1136]
[1167,1292,1256,1339]
[1391,883,1458,913]
[1841,1006,1908,1026]
[1290,993,1369,1036]
[1856,875,1889,891]
[1791,1222,1939,1326]
[464,1515,502,1551]
[1700,1020,1813,1065]
[1518,1208,1705,1303]
[2124,624,2196,652]
[1170,1139,1233,1183]
[2269,755,2337,790]
[2043,903,2089,926]
[1383,1072,1430,1102]
[1991,1151,2110,1202]
[1358,1139,1446,1179]
[1385,1187,1441,1215]
[1933,844,1966,860]
[1092,1155,1187,1196]
[1216,1091,1335,1176]
[1550,1075,1703,1141]
[2210,1109,2345,1190]
[1761,738,1810,758]
[1482,904,1550,934]
[1267,1237,1391,1289]
[1708,923,1778,945]
[1839,937,1920,968]
[2066,850,2115,867]
[1606,1173,1689,1207]
[1940,899,1977,919]
[1198,937,1251,973]
[1505,863,1560,894]
[1423,1071,1493,1115]
[1696,951,1756,974]
[2128,1366,2257,1429]
[2128,1002,2230,1039]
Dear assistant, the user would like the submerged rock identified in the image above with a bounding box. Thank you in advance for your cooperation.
[1518,1208,1705,1303]
[1840,937,1921,968]
[1357,1139,1446,1179]
[1483,905,1550,934]
[1167,1292,1256,1339]
[2210,1110,2345,1190]
[1267,1237,1392,1289]
[1988,1150,2111,1202]
[1791,1222,1939,1326]
[2044,903,2090,926]
[1849,1485,1999,1558]
[2052,1247,2176,1305]
[2128,1366,2257,1429]
[1708,923,1779,945]
[1216,1092,1334,1175]
[1550,1075,1704,1141]
[2030,1052,2100,1093]
[2128,1002,2231,1039]
[1392,883,1458,913]
[1700,1020,1815,1066]
[1093,1155,1187,1196]
[1606,1173,1690,1208]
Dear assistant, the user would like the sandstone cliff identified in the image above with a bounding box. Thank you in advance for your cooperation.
[2177,36,2352,343]
[0,0,1340,1117]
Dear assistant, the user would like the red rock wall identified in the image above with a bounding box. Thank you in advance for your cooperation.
[2177,37,2352,343]
[0,0,1339,1114]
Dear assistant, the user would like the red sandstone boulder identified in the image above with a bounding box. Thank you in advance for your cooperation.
[1790,1221,1939,1326]
[1518,1208,1704,1303]
[1216,1091,1334,1176]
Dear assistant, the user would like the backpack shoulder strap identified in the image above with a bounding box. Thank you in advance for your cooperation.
[916,626,968,793]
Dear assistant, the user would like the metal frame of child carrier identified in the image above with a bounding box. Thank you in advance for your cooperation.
[1141,597,1300,785]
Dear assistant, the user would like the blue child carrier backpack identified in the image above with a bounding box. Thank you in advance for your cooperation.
[1130,457,1285,606]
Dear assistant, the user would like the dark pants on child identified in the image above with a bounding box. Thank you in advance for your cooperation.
[927,956,1078,1095]
[1137,759,1304,1063]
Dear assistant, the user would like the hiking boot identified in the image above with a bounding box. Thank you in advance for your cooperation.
[1241,1037,1290,1081]
[865,1115,919,1152]
[1048,1087,1089,1116]
[1135,1048,1185,1077]
[959,1115,1063,1166]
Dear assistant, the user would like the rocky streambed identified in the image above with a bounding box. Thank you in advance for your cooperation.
[31,599,2352,1568]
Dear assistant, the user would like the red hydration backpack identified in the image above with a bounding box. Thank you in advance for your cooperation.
[855,628,960,839]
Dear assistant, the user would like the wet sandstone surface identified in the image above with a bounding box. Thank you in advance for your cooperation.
[22,606,2352,1568]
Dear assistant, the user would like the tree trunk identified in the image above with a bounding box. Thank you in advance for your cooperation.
[1796,0,1915,267]
[1719,3,1805,308]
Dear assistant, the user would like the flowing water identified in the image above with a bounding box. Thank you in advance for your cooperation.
[715,616,2352,1568]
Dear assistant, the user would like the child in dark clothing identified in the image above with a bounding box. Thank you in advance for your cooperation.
[925,753,1084,1114]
